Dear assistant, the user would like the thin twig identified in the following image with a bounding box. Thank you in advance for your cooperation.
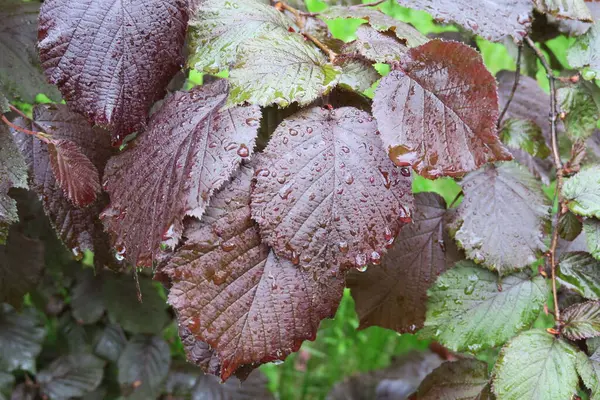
[354,0,387,8]
[1,115,51,144]
[525,36,563,329]
[497,44,522,128]
[8,104,29,120]
[303,32,337,62]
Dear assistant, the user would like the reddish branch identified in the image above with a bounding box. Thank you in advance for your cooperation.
[497,44,522,128]
[1,105,52,144]
[525,36,563,329]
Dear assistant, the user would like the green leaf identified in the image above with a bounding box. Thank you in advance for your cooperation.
[228,31,340,107]
[569,23,600,75]
[562,165,600,218]
[71,269,105,325]
[558,252,600,299]
[118,335,171,400]
[337,59,379,92]
[93,324,126,362]
[492,329,580,400]
[559,211,583,241]
[416,359,491,399]
[38,354,104,400]
[423,260,548,352]
[188,0,292,73]
[0,304,45,372]
[0,372,14,400]
[534,0,593,21]
[562,300,600,340]
[585,218,600,260]
[558,84,600,141]
[499,118,550,158]
[577,349,600,400]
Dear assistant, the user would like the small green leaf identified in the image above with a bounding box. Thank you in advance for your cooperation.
[558,252,600,299]
[585,218,600,260]
[499,118,550,158]
[416,359,491,399]
[563,165,600,218]
[228,31,340,107]
[568,23,600,76]
[492,330,580,400]
[337,59,379,93]
[38,354,105,400]
[423,260,548,352]
[559,211,583,241]
[558,84,600,141]
[0,304,45,372]
[577,349,600,400]
[562,300,600,340]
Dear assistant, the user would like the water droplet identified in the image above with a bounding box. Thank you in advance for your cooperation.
[341,146,350,154]
[370,251,381,265]
[338,241,348,253]
[162,224,176,241]
[291,251,300,265]
[400,167,411,177]
[237,144,249,158]
[464,284,475,295]
[71,247,83,261]
[245,117,259,126]
[389,145,418,167]
[344,174,354,185]
[220,241,236,252]
[355,253,367,268]
[289,128,298,136]
[272,360,284,365]
[115,245,126,261]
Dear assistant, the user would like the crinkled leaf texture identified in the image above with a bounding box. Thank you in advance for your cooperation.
[563,165,600,219]
[38,0,189,143]
[560,211,583,241]
[166,166,345,380]
[228,31,340,107]
[395,0,532,42]
[0,124,28,243]
[188,0,292,73]
[534,0,593,21]
[0,1,60,102]
[451,162,550,274]
[577,349,600,400]
[102,80,260,267]
[562,300,600,340]
[423,260,548,352]
[337,59,380,93]
[38,354,105,400]
[416,359,491,399]
[569,22,600,75]
[373,40,511,179]
[251,106,413,270]
[12,104,115,267]
[347,192,462,333]
[0,304,46,372]
[499,118,550,159]
[558,251,600,299]
[585,218,600,260]
[492,330,580,399]
[558,84,600,141]
[343,26,413,63]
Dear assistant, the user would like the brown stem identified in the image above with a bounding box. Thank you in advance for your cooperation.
[354,0,388,7]
[497,44,522,128]
[525,36,563,329]
[303,32,337,62]
[1,115,51,144]
[8,104,29,120]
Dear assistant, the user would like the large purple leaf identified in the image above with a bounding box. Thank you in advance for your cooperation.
[450,162,551,274]
[346,192,463,333]
[251,106,413,271]
[165,165,344,380]
[38,0,189,144]
[12,105,116,267]
[373,40,512,179]
[102,80,261,267]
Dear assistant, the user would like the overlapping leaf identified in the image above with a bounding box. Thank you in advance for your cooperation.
[228,31,341,107]
[102,80,260,267]
[534,0,593,21]
[451,162,550,273]
[558,251,600,299]
[562,301,600,340]
[577,350,600,400]
[563,165,600,218]
[558,84,600,141]
[586,218,600,259]
[499,118,550,159]
[346,192,462,333]
[0,1,60,102]
[71,269,105,325]
[251,106,413,270]
[343,26,411,63]
[423,261,548,352]
[38,0,189,143]
[337,59,380,93]
[569,22,600,75]
[373,40,512,179]
[560,211,583,241]
[492,330,580,399]
[416,359,491,399]
[178,326,220,376]
[395,0,532,42]
[12,104,115,267]
[38,354,104,399]
[166,166,345,380]
[0,304,46,372]
[93,324,126,362]
[188,0,292,73]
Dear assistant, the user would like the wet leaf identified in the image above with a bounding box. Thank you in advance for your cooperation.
[569,22,600,75]
[102,80,260,267]
[562,300,600,340]
[166,166,345,380]
[577,349,600,400]
[188,0,292,73]
[337,58,380,93]
[343,26,412,63]
[499,118,550,158]
[558,84,600,141]
[251,106,413,270]
[451,162,550,274]
[423,260,548,352]
[558,251,600,299]
[12,104,115,268]
[373,40,512,179]
[178,325,221,376]
[0,304,46,372]
[228,31,340,107]
[395,0,532,42]
[93,324,126,362]
[0,1,60,102]
[534,0,593,20]
[559,211,583,241]
[585,218,600,260]
[38,0,189,143]
[347,192,462,333]
[562,165,600,218]
[416,359,490,399]
[38,354,104,400]
[117,335,171,399]
[492,330,580,399]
